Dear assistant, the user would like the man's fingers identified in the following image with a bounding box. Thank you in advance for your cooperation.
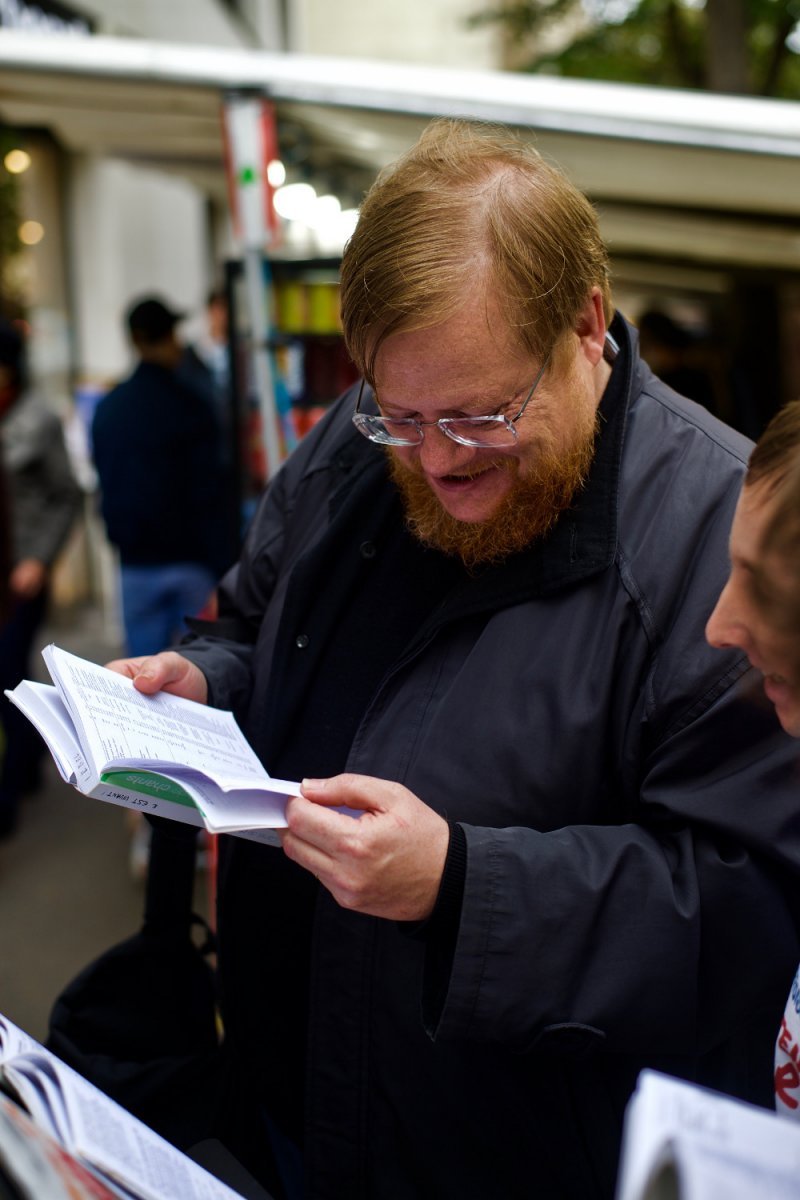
[300,774,389,812]
[104,652,208,704]
[104,655,149,681]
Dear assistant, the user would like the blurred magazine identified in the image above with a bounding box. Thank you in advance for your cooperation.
[0,1090,120,1199]
[4,644,300,844]
[0,1013,243,1200]
[616,1069,800,1200]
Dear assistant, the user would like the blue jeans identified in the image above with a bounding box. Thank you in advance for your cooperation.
[120,563,216,657]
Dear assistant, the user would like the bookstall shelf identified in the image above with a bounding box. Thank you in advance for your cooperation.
[225,255,360,537]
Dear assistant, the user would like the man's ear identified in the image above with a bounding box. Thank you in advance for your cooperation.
[575,288,607,367]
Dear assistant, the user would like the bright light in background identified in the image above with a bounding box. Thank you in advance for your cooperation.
[4,148,31,175]
[305,193,341,229]
[273,181,359,252]
[273,182,318,221]
[18,220,44,246]
[267,159,286,187]
[333,208,359,242]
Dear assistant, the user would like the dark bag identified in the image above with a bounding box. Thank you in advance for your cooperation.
[45,819,223,1150]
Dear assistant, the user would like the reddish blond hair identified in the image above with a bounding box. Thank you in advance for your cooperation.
[340,119,612,384]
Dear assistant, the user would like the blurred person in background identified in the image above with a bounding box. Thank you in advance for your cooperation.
[0,318,81,838]
[705,399,800,1122]
[179,285,231,442]
[179,285,239,551]
[91,294,232,659]
[92,294,235,877]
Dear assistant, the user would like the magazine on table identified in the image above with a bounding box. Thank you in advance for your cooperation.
[0,1013,244,1200]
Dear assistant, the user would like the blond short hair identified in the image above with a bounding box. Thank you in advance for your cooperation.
[340,118,612,383]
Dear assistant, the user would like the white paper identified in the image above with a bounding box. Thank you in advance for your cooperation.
[4,679,89,786]
[174,773,295,832]
[42,644,274,791]
[616,1070,800,1200]
[7,646,312,832]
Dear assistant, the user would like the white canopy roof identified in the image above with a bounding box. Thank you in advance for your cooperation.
[1,30,799,268]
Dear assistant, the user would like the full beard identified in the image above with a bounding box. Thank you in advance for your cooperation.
[388,415,599,571]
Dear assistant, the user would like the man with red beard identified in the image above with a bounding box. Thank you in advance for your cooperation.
[107,121,800,1200]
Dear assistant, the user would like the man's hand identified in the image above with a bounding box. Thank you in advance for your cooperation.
[280,774,450,922]
[104,651,208,704]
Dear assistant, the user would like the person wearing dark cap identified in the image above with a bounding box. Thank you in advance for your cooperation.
[0,318,81,837]
[91,294,232,660]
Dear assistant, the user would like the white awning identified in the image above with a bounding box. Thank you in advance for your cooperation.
[1,30,799,267]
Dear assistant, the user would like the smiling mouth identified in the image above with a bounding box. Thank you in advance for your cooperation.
[435,460,509,485]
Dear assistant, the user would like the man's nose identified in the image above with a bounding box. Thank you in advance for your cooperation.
[705,585,747,652]
[417,425,478,474]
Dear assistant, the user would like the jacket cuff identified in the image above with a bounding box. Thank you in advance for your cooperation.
[419,821,467,1037]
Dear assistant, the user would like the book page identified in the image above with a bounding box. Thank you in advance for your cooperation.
[645,1135,800,1200]
[0,1013,39,1061]
[4,680,89,787]
[43,645,276,791]
[616,1070,800,1200]
[175,773,296,831]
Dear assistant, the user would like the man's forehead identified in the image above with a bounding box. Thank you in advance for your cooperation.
[375,307,528,381]
[734,482,794,583]
[734,483,773,546]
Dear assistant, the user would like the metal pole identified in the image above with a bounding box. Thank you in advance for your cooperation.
[243,245,283,482]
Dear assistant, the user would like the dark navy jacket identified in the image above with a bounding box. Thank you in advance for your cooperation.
[92,361,231,575]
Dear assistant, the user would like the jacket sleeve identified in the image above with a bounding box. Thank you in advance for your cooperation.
[19,411,82,567]
[428,660,800,1059]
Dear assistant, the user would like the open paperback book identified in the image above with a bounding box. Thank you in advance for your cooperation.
[615,1068,800,1200]
[0,1013,244,1200]
[5,644,301,842]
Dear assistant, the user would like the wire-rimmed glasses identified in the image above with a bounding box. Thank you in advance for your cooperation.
[351,355,551,449]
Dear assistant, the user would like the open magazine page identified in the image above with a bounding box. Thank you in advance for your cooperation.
[0,1014,244,1200]
[2,1053,73,1144]
[58,1064,243,1200]
[616,1070,800,1200]
[0,1091,122,1200]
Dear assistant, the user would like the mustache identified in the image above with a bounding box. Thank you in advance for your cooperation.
[432,460,513,483]
[397,452,513,481]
